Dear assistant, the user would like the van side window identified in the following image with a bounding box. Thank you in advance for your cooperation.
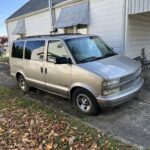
[12,42,24,58]
[25,40,45,61]
[47,41,69,62]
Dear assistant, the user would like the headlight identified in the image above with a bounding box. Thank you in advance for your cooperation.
[102,88,120,96]
[102,79,120,96]
[102,79,120,87]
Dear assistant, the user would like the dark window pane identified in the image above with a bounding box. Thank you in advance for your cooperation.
[25,41,45,61]
[47,41,68,62]
[12,42,24,58]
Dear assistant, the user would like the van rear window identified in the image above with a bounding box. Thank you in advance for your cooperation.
[12,42,24,58]
[25,40,45,61]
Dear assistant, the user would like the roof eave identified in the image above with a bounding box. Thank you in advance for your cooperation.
[6,7,49,23]
[6,0,86,23]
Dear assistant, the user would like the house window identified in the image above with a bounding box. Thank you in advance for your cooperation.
[12,42,24,59]
[20,34,26,38]
[64,25,88,34]
[64,27,74,34]
[77,25,88,34]
[25,40,45,61]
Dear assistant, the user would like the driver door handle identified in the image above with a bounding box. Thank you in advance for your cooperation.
[40,67,43,73]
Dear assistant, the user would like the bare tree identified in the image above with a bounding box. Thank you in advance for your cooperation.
[0,37,8,46]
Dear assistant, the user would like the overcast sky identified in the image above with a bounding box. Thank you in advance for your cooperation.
[0,0,28,36]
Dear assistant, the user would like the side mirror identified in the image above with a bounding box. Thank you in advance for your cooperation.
[55,57,72,64]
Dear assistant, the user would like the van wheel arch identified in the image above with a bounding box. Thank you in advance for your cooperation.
[70,87,95,101]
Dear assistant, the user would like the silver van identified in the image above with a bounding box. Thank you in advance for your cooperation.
[10,34,144,115]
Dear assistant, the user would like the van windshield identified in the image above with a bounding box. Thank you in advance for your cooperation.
[65,36,117,63]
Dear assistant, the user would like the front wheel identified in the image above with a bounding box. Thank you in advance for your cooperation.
[18,75,29,93]
[72,88,99,115]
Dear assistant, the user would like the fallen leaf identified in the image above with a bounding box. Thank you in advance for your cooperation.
[91,143,98,149]
[0,127,5,133]
[46,143,53,150]
[22,137,29,143]
[30,119,34,125]
[69,136,75,145]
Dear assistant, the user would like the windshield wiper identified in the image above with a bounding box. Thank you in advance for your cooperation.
[103,52,117,58]
[79,56,98,63]
[79,53,117,63]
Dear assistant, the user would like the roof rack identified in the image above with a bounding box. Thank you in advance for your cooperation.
[17,33,82,40]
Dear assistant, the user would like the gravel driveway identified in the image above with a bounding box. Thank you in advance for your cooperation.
[0,63,150,149]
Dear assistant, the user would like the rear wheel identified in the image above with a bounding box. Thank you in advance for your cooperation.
[18,75,29,93]
[72,88,99,115]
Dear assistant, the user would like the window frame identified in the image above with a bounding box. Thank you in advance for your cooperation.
[24,40,46,61]
[64,25,88,34]
[76,25,88,34]
[47,39,74,64]
[11,41,25,59]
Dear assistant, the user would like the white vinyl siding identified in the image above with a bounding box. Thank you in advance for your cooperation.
[128,0,150,14]
[25,11,52,36]
[7,21,20,44]
[7,11,53,44]
[89,0,125,54]
[125,14,150,58]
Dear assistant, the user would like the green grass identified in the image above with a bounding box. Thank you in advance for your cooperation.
[0,87,136,150]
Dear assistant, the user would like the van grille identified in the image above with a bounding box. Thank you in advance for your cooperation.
[121,68,141,83]
[120,68,141,91]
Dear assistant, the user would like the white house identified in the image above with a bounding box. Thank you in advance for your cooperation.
[5,0,150,58]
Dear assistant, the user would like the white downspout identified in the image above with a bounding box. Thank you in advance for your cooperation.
[122,0,128,56]
[48,0,54,32]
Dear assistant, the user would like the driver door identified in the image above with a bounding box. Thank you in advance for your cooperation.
[45,40,72,97]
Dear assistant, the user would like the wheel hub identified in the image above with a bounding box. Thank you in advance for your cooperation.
[77,94,92,112]
[19,78,26,91]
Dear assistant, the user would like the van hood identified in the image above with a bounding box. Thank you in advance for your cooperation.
[79,55,141,80]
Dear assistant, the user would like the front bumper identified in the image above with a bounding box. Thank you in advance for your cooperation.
[97,78,144,109]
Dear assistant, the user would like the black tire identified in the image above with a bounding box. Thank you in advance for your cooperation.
[18,75,29,93]
[72,88,99,115]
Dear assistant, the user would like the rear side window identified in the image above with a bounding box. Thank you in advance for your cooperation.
[12,42,24,58]
[25,40,45,61]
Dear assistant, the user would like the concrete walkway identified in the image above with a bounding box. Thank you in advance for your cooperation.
[0,63,150,149]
